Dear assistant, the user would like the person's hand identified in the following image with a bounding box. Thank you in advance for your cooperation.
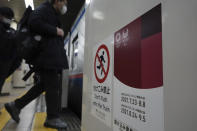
[57,27,64,37]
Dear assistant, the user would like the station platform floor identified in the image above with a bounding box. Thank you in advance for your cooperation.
[0,84,81,131]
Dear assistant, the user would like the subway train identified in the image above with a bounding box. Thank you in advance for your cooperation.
[62,5,86,119]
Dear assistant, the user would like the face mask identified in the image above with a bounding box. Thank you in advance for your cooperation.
[2,18,12,25]
[60,5,67,15]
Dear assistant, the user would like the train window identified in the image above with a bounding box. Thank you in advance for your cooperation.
[71,33,79,70]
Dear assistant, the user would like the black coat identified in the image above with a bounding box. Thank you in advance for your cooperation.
[28,2,68,70]
[0,22,16,62]
[0,22,21,78]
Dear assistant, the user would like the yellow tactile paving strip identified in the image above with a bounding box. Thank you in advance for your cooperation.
[5,76,12,82]
[0,91,29,130]
[31,112,57,131]
[0,88,29,107]
[0,84,31,130]
[0,108,11,130]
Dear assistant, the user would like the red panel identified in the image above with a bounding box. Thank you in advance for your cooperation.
[114,18,141,88]
[114,4,162,89]
[141,32,163,89]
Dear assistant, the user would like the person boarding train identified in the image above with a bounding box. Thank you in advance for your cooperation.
[5,0,69,129]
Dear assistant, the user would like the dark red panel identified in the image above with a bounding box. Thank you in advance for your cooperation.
[114,18,141,88]
[114,4,162,89]
[141,32,163,89]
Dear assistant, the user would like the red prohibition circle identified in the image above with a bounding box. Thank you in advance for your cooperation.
[94,44,110,83]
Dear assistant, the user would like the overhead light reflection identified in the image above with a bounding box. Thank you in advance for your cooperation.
[74,49,79,53]
[93,11,104,20]
[86,0,91,5]
[24,0,34,10]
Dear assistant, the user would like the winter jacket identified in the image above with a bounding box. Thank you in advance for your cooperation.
[28,1,68,70]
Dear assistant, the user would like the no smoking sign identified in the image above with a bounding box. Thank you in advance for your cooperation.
[94,44,110,83]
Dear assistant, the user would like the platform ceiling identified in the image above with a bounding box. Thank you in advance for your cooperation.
[0,0,85,36]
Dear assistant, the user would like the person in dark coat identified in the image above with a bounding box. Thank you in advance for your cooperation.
[0,7,21,96]
[5,0,69,129]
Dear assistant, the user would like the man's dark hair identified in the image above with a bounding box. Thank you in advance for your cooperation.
[0,7,14,19]
[49,0,64,4]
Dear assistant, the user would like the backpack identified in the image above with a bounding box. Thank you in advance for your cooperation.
[16,6,42,80]
[16,6,42,65]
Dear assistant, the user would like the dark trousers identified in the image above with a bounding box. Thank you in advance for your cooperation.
[15,69,62,119]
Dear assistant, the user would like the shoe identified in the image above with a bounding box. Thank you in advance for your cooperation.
[0,92,10,96]
[5,102,20,123]
[44,118,67,129]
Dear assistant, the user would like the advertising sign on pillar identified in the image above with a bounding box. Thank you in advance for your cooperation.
[91,36,113,127]
[113,4,164,131]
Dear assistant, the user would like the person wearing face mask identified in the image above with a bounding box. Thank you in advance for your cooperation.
[0,7,21,97]
[4,0,68,129]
